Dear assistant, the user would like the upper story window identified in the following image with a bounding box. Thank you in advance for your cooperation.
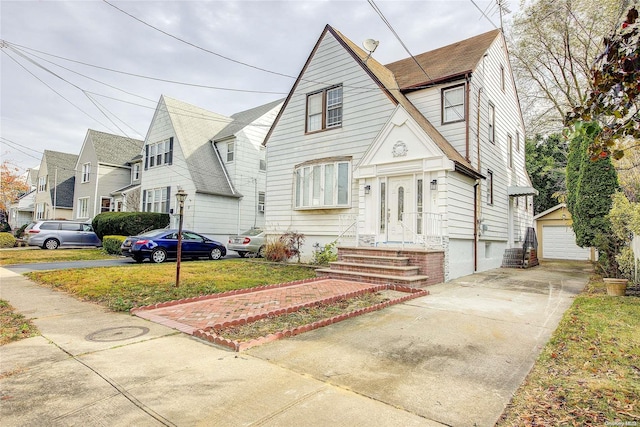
[259,148,266,171]
[295,158,350,209]
[306,85,343,133]
[81,163,91,183]
[37,176,47,192]
[508,134,513,169]
[227,141,235,162]
[258,192,265,213]
[145,138,173,169]
[442,85,465,124]
[488,102,496,144]
[487,170,494,205]
[132,163,140,181]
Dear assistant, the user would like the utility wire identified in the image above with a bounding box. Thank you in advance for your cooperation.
[470,0,499,28]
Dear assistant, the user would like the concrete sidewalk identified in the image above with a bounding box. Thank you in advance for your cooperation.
[0,262,590,426]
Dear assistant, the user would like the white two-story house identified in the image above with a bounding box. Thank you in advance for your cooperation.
[264,26,535,281]
[73,129,144,221]
[140,95,281,242]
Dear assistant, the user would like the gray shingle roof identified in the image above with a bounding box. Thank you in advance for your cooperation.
[87,129,144,165]
[44,150,78,208]
[213,98,284,142]
[162,96,237,197]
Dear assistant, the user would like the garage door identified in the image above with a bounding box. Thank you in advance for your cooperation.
[542,225,591,260]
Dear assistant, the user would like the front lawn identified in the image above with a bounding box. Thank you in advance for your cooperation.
[26,260,317,311]
[0,248,114,266]
[497,276,640,424]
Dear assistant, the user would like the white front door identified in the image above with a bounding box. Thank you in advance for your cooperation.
[387,175,414,242]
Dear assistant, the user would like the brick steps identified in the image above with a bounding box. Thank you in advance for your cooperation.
[316,246,444,288]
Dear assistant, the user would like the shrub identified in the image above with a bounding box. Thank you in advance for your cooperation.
[92,212,169,239]
[264,240,290,262]
[15,223,28,238]
[0,222,11,233]
[311,241,337,265]
[0,232,16,248]
[279,231,305,263]
[102,235,127,255]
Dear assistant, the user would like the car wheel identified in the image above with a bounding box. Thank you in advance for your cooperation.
[151,248,167,263]
[257,246,265,258]
[237,251,246,258]
[209,247,223,260]
[43,238,60,250]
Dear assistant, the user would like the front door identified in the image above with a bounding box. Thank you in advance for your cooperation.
[387,176,414,242]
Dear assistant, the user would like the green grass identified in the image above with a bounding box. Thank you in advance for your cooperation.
[0,300,39,345]
[0,248,114,266]
[497,276,640,425]
[26,259,317,311]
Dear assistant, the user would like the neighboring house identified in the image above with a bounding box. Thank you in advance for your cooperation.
[212,98,283,233]
[33,150,78,220]
[8,168,38,229]
[264,26,536,281]
[141,95,281,241]
[111,155,143,213]
[534,203,595,261]
[73,129,144,221]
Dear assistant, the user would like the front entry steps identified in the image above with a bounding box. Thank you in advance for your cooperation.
[316,247,444,288]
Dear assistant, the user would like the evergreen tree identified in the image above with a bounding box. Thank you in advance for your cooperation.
[525,134,568,214]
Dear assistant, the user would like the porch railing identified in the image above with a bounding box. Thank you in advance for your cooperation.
[400,212,443,249]
[338,214,359,246]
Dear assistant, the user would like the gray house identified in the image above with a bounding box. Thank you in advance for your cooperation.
[33,150,78,220]
[73,129,144,221]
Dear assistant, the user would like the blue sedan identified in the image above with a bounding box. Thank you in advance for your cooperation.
[120,229,226,263]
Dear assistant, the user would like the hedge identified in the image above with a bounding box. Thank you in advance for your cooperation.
[0,232,16,248]
[102,235,127,255]
[92,212,170,239]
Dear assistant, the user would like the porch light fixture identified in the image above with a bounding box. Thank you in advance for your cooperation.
[364,184,371,195]
[430,179,438,190]
[175,188,188,288]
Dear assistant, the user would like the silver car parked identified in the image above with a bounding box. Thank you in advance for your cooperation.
[24,220,102,250]
[228,228,265,258]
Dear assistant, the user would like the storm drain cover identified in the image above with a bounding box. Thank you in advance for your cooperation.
[86,326,150,342]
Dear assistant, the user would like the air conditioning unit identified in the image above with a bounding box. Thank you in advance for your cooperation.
[258,204,265,213]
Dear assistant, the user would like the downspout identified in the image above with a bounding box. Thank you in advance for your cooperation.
[474,181,479,272]
[465,74,471,162]
[93,163,100,218]
[53,168,58,220]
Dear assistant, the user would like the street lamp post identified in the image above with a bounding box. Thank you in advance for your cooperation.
[175,188,187,287]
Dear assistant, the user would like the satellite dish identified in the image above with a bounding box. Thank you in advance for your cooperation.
[362,39,379,54]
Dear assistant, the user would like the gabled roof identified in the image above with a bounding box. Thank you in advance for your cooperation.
[385,29,501,90]
[43,150,78,208]
[213,98,284,142]
[329,26,482,177]
[86,129,144,166]
[160,96,237,197]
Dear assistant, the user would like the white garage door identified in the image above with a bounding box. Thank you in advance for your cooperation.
[542,225,591,260]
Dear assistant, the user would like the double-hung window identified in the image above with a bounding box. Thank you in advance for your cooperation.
[227,141,235,162]
[306,85,343,133]
[77,197,89,218]
[488,103,496,144]
[295,158,350,209]
[487,170,494,205]
[442,85,465,124]
[37,176,47,192]
[143,187,170,213]
[81,163,91,183]
[145,138,173,169]
[132,163,140,181]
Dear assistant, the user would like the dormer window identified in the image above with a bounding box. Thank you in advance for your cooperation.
[442,85,465,124]
[306,85,343,133]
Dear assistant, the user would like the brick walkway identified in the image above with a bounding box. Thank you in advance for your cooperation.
[132,278,378,335]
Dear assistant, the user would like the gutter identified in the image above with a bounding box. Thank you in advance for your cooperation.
[211,140,237,196]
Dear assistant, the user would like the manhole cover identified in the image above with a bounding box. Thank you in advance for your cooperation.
[86,326,150,342]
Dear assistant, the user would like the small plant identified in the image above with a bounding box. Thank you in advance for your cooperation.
[0,232,16,248]
[15,223,28,239]
[102,235,126,255]
[280,231,305,263]
[264,240,289,262]
[311,241,337,265]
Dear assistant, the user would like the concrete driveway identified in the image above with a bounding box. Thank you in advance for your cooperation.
[0,261,590,426]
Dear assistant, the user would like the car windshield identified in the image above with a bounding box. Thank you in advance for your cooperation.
[241,229,263,236]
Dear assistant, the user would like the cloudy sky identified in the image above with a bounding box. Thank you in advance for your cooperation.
[1,0,517,172]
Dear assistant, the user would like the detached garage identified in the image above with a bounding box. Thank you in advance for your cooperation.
[534,204,595,261]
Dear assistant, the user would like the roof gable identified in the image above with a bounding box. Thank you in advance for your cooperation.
[214,98,284,142]
[42,150,78,208]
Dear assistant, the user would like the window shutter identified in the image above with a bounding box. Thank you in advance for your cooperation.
[166,186,171,213]
[144,145,149,170]
[168,137,173,165]
[142,189,146,212]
